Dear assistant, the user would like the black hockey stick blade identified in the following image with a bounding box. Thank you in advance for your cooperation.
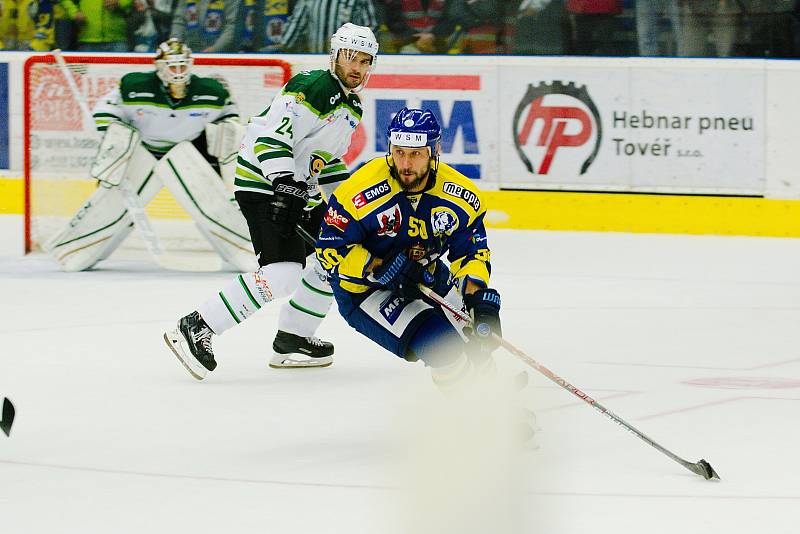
[689,459,720,480]
[1,397,15,437]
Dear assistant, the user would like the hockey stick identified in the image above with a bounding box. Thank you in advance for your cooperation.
[51,50,214,272]
[297,222,719,479]
[417,284,720,481]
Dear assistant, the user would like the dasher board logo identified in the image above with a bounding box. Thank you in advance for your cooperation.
[513,81,601,175]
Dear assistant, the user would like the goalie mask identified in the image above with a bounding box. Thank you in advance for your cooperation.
[155,38,193,100]
[329,23,378,93]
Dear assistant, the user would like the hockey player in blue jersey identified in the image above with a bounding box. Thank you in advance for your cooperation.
[315,107,503,391]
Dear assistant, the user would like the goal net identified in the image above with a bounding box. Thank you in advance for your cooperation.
[23,53,291,259]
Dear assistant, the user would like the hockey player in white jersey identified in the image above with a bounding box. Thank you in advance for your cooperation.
[47,38,254,272]
[164,23,379,377]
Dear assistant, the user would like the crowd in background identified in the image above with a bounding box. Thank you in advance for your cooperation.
[2,0,800,57]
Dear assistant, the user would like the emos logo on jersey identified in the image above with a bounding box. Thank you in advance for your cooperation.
[431,207,459,237]
[376,204,402,237]
[513,81,601,175]
[324,206,350,232]
[352,180,391,209]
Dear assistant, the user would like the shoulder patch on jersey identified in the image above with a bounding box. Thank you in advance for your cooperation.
[431,207,460,236]
[127,91,155,99]
[283,70,342,116]
[324,205,350,232]
[442,181,481,211]
[376,204,402,237]
[352,180,391,209]
[191,94,220,102]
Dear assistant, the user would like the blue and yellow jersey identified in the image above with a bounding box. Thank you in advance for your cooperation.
[316,156,491,295]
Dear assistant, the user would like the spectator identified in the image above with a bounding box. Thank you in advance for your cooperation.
[380,0,454,53]
[282,0,378,53]
[171,0,240,52]
[566,0,623,56]
[636,0,680,56]
[69,0,132,51]
[673,0,738,57]
[236,0,288,52]
[737,0,796,57]
[445,0,507,54]
[130,0,178,51]
[512,0,570,55]
[0,0,17,49]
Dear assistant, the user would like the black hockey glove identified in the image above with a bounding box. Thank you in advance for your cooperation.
[464,287,502,352]
[267,174,308,237]
[372,250,434,300]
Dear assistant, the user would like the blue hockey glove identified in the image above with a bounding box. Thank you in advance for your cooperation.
[372,251,434,300]
[463,287,502,352]
[267,174,308,237]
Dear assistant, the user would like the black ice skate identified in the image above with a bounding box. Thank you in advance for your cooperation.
[270,330,334,369]
[163,311,217,380]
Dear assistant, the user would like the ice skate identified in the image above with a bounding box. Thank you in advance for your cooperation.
[270,330,334,368]
[164,311,217,380]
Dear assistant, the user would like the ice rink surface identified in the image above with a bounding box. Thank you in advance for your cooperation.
[2,215,800,533]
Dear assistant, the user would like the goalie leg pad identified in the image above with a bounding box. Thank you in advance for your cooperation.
[155,142,257,272]
[46,144,159,271]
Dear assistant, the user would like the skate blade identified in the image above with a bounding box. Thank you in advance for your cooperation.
[269,354,333,369]
[163,331,207,381]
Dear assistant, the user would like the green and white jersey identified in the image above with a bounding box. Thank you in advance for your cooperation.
[92,71,239,155]
[234,69,360,202]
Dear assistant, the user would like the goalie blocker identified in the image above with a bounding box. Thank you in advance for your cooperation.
[46,122,256,272]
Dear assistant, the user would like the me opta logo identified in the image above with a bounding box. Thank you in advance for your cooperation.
[513,81,601,175]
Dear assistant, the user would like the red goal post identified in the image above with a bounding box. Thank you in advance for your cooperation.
[23,54,291,254]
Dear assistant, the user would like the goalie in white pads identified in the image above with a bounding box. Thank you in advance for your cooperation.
[46,38,254,272]
[164,23,379,375]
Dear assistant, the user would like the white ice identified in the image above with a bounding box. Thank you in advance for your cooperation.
[1,214,800,533]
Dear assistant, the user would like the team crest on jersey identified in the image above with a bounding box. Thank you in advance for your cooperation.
[376,204,402,237]
[408,243,426,261]
[431,207,459,237]
[442,182,481,211]
[324,206,350,232]
[295,92,305,104]
[352,180,391,209]
[309,150,334,178]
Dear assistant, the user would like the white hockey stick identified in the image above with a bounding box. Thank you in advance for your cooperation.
[417,283,720,481]
[51,49,210,272]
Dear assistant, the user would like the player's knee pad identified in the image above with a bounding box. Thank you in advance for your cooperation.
[255,262,303,299]
[406,313,465,367]
[197,262,303,335]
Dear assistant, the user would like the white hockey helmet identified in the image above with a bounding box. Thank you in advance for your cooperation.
[329,23,378,91]
[155,38,193,98]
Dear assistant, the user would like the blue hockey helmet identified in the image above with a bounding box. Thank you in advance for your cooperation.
[387,108,441,154]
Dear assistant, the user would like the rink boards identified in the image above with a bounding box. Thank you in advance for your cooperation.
[3,52,800,237]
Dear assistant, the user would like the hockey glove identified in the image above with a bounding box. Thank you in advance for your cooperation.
[372,251,434,300]
[464,287,502,352]
[267,174,309,237]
